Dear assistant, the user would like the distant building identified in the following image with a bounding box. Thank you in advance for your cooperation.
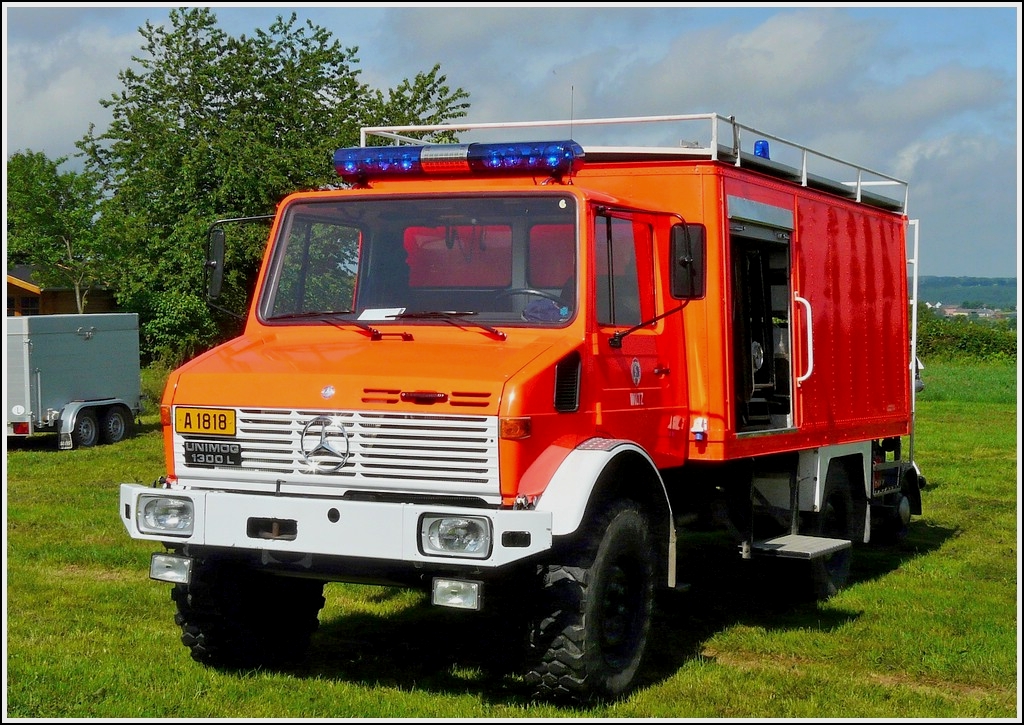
[6,265,118,316]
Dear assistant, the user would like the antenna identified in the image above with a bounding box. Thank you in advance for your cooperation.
[570,85,574,140]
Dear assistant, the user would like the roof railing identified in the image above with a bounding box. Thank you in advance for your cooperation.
[360,113,909,214]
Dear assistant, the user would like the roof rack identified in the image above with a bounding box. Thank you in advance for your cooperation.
[360,113,909,214]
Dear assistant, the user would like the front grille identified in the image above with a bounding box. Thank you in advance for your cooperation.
[174,408,499,497]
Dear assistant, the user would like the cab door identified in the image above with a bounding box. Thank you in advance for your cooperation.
[589,212,670,450]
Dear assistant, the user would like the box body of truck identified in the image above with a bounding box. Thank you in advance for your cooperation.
[119,114,923,703]
[7,312,142,448]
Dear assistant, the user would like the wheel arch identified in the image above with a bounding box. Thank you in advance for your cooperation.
[534,439,676,588]
[58,398,131,449]
[814,446,869,543]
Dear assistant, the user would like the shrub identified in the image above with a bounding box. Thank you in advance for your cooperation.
[916,307,1017,362]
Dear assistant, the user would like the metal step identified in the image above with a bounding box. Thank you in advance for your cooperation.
[750,534,851,560]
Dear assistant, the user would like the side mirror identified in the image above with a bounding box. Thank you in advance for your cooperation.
[670,223,706,299]
[206,227,226,301]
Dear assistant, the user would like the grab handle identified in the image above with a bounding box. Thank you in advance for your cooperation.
[794,294,814,386]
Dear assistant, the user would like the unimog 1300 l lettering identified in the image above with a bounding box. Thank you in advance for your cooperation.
[120,113,925,703]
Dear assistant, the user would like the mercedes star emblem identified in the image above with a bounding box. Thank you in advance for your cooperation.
[299,415,351,473]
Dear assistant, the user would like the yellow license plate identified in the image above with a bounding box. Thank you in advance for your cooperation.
[175,407,236,436]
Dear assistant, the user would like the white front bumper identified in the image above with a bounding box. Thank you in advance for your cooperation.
[119,483,552,568]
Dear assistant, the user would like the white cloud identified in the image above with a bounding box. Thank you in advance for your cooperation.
[3,4,1019,278]
[6,26,140,163]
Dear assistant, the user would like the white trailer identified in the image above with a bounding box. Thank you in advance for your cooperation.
[6,313,142,449]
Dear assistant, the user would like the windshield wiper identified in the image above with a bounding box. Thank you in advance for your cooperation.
[268,310,385,340]
[389,311,507,341]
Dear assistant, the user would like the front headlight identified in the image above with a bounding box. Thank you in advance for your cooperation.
[137,495,194,536]
[419,514,491,558]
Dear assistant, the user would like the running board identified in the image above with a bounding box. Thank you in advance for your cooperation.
[749,534,851,560]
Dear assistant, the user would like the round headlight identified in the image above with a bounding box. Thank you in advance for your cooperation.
[140,497,194,532]
[419,514,492,558]
[426,517,488,555]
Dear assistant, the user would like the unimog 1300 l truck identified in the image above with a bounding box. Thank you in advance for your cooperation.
[119,113,924,703]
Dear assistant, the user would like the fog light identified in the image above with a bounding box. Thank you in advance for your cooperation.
[138,495,194,535]
[420,515,491,558]
[432,578,481,610]
[150,553,192,584]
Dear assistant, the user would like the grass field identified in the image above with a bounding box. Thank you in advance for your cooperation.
[4,360,1019,718]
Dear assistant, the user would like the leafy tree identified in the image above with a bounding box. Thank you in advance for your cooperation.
[75,8,469,364]
[6,151,108,313]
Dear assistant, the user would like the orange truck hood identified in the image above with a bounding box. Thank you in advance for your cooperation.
[167,330,557,415]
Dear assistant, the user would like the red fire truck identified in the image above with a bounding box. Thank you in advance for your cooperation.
[120,113,925,703]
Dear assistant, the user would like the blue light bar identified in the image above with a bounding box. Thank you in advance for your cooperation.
[334,140,585,182]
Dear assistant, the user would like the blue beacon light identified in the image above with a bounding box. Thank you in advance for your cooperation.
[334,140,585,182]
[754,139,771,160]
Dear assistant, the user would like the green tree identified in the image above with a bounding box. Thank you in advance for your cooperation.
[75,8,469,363]
[6,151,108,313]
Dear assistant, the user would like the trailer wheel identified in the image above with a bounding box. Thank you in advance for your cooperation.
[526,501,655,703]
[100,405,133,445]
[171,559,325,668]
[71,409,100,448]
[804,466,855,600]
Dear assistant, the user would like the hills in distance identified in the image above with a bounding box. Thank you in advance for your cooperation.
[916,276,1017,310]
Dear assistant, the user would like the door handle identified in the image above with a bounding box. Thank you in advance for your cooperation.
[794,293,814,386]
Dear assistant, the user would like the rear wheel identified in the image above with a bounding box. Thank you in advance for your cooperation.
[71,409,99,448]
[526,501,655,703]
[100,405,133,444]
[803,466,855,600]
[872,492,911,545]
[171,558,326,668]
[873,464,918,545]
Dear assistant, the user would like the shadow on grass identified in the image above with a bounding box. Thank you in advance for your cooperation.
[637,518,955,691]
[235,518,954,707]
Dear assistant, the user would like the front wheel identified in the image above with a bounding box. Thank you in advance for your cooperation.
[526,501,655,703]
[171,558,326,668]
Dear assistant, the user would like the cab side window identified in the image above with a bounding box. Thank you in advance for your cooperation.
[594,216,651,327]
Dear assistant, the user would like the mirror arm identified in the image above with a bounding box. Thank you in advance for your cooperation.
[609,304,685,348]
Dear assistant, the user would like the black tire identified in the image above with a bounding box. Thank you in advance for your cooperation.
[526,501,655,703]
[871,491,911,545]
[171,558,326,668]
[100,405,133,445]
[873,463,918,545]
[71,409,100,448]
[803,466,855,600]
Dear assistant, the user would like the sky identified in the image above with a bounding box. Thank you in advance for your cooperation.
[3,2,1021,279]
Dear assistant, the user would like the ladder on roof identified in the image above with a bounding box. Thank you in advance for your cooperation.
[359,112,910,214]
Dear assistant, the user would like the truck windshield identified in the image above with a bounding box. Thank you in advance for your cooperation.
[261,194,578,327]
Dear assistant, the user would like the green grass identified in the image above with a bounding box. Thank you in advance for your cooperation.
[5,360,1018,718]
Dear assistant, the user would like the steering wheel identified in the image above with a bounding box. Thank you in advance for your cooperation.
[495,288,563,303]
